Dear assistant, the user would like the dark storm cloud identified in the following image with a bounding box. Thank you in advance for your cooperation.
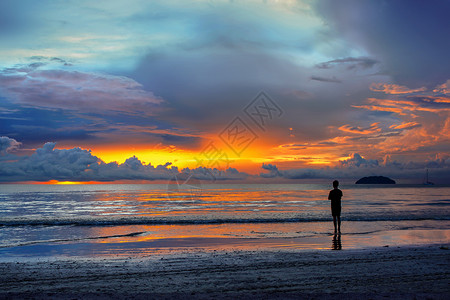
[132,46,384,146]
[134,50,309,131]
[315,0,450,86]
[129,2,370,141]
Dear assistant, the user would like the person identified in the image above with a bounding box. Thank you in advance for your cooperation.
[328,180,342,233]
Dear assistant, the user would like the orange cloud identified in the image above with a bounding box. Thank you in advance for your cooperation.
[367,97,416,106]
[352,104,407,115]
[356,98,450,115]
[376,125,442,154]
[370,83,426,94]
[433,96,450,104]
[389,122,421,130]
[433,80,450,94]
[338,122,381,134]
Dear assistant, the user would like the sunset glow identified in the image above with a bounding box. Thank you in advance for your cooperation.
[36,180,104,185]
[0,0,449,183]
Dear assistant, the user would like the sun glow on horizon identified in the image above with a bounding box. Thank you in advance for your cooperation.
[35,180,103,185]
[87,139,342,173]
[89,147,196,168]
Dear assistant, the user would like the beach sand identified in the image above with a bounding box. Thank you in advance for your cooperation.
[0,245,449,299]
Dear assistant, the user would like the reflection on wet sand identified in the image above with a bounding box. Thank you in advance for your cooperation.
[332,233,342,250]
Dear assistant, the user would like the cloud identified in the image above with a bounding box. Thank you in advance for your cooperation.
[433,80,450,95]
[338,123,381,135]
[353,97,449,115]
[260,163,281,178]
[315,0,450,86]
[0,136,22,154]
[370,83,426,94]
[316,57,379,70]
[310,76,341,83]
[389,122,421,130]
[339,153,378,168]
[183,166,249,181]
[1,138,449,183]
[29,56,73,66]
[0,136,21,154]
[1,0,448,176]
[1,1,392,157]
[350,80,450,157]
[133,40,388,150]
[0,139,249,182]
[260,153,450,183]
[0,62,162,116]
[351,103,407,116]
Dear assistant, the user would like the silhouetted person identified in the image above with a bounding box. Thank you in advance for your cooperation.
[332,233,342,250]
[328,180,342,233]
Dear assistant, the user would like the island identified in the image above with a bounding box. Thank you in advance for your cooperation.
[355,176,396,184]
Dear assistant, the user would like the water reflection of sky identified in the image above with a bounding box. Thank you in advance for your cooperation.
[1,221,449,259]
[0,184,449,258]
[1,185,449,222]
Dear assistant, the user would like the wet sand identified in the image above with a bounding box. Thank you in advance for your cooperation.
[0,245,449,299]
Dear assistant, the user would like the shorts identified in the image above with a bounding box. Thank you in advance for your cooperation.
[331,204,341,217]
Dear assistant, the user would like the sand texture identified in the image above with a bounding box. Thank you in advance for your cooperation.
[0,246,449,299]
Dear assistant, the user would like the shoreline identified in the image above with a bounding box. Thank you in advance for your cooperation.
[1,244,449,299]
[1,225,449,260]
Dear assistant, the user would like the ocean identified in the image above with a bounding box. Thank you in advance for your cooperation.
[0,183,449,258]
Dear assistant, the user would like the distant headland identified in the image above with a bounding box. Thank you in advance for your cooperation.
[355,176,396,184]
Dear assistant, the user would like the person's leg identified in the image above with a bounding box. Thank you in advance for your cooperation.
[337,216,341,233]
[333,216,337,233]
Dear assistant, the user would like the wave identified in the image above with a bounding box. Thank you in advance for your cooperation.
[0,231,146,249]
[0,215,449,227]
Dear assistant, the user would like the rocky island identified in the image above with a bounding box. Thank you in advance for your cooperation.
[355,176,396,184]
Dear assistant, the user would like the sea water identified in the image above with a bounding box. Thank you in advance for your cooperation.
[0,183,449,258]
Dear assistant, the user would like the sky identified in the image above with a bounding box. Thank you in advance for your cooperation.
[0,0,449,183]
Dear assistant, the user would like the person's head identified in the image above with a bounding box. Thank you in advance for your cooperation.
[333,180,339,188]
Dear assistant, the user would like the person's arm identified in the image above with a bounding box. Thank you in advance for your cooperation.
[328,190,332,200]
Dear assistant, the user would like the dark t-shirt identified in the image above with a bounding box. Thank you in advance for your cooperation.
[328,188,343,207]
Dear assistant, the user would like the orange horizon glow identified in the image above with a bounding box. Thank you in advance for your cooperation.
[71,137,296,174]
[34,180,106,185]
[55,132,351,176]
